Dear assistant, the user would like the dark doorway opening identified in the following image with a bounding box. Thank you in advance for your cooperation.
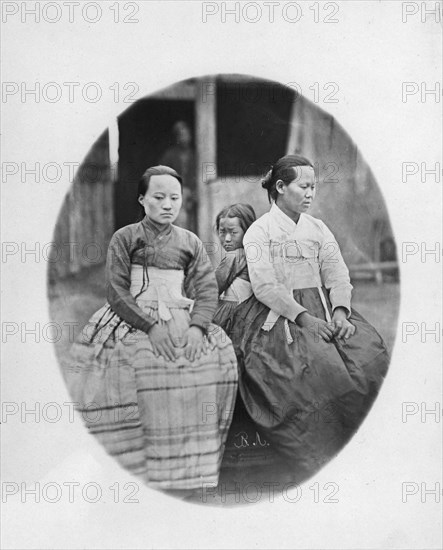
[116,98,195,230]
[216,79,294,178]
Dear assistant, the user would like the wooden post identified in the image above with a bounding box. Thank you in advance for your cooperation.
[286,94,305,155]
[195,77,217,244]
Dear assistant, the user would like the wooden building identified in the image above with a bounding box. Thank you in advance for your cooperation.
[51,75,397,282]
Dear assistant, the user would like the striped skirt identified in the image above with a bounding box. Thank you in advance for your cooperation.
[65,271,238,490]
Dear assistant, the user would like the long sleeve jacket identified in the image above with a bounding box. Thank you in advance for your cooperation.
[243,203,353,321]
[106,217,218,333]
[215,248,250,296]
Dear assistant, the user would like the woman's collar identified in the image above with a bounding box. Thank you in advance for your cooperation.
[269,202,301,232]
[141,216,172,236]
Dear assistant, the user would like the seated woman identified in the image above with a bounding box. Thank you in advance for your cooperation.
[66,166,238,492]
[230,155,390,480]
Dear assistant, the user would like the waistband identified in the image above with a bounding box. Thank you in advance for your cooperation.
[130,265,193,321]
[221,278,253,303]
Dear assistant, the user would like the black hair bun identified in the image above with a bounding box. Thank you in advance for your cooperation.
[261,168,273,190]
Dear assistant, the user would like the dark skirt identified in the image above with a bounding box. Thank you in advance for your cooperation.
[229,287,390,475]
[212,299,278,471]
[212,300,237,336]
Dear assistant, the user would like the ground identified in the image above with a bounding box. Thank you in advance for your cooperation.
[47,263,400,506]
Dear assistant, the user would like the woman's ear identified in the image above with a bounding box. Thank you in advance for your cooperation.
[275,179,285,195]
[138,194,145,206]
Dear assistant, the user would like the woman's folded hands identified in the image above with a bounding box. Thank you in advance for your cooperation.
[183,326,209,361]
[331,307,355,341]
[148,324,209,362]
[295,309,355,343]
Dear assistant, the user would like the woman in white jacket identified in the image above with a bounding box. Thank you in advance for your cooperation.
[230,154,390,479]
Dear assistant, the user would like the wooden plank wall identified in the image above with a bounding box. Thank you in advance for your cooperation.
[49,83,394,280]
[50,130,114,280]
[204,95,394,269]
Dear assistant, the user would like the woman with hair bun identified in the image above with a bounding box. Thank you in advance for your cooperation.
[66,165,238,493]
[231,154,390,479]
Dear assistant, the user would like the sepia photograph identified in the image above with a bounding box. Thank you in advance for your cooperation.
[49,74,399,503]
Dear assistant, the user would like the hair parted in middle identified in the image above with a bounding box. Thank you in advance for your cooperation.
[138,165,183,197]
[136,165,183,220]
[261,154,314,203]
[215,203,256,234]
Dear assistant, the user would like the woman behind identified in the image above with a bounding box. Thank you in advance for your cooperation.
[211,204,277,472]
[231,155,390,479]
[212,203,256,335]
[66,165,238,492]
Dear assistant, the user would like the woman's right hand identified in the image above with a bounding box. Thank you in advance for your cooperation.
[148,324,177,362]
[295,312,334,342]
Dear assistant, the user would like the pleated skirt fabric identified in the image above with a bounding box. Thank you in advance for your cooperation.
[212,299,277,469]
[66,297,238,490]
[229,287,390,474]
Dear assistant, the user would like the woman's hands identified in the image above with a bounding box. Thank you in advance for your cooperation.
[183,326,208,361]
[148,324,208,362]
[331,307,355,340]
[296,312,335,342]
[296,308,355,342]
[148,324,177,362]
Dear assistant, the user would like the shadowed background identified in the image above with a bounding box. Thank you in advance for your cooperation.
[48,74,399,370]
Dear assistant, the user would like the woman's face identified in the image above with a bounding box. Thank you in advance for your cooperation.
[218,217,245,252]
[174,122,192,147]
[138,174,182,225]
[276,165,316,218]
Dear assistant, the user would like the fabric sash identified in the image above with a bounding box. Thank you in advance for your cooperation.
[130,266,193,321]
[221,278,253,303]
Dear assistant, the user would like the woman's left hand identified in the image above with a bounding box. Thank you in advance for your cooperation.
[332,308,355,341]
[184,326,208,361]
